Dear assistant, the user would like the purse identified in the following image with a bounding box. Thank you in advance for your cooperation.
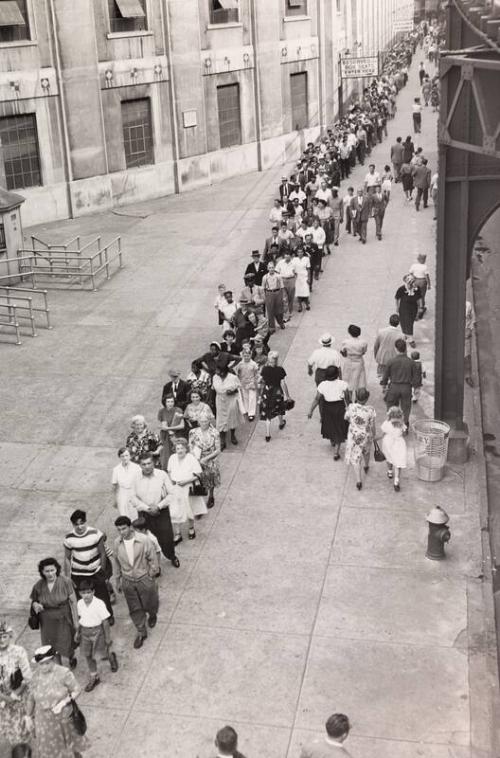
[70,698,87,736]
[284,398,295,411]
[10,667,23,691]
[28,591,40,630]
[190,479,208,497]
[373,440,386,462]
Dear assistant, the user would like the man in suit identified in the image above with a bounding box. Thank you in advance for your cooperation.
[240,273,264,312]
[390,136,404,181]
[210,725,247,758]
[412,157,431,211]
[350,188,372,244]
[263,226,283,258]
[373,313,403,377]
[278,175,294,203]
[371,184,388,240]
[244,250,267,286]
[300,713,352,757]
[161,369,189,410]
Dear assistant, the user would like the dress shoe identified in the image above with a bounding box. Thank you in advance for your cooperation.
[108,616,115,626]
[148,614,157,628]
[69,656,77,670]
[364,466,369,474]
[109,651,119,672]
[394,483,401,492]
[133,633,147,649]
[265,435,271,442]
[173,534,183,545]
[280,323,286,330]
[356,482,363,490]
[188,529,196,540]
[85,676,100,692]
[207,495,215,508]
[171,556,180,568]
[279,419,286,430]
[230,431,238,445]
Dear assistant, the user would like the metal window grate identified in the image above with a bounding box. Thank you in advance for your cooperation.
[0,224,5,252]
[108,0,146,33]
[121,99,153,168]
[290,72,308,130]
[286,0,307,17]
[0,0,30,43]
[210,0,239,24]
[217,83,242,148]
[0,114,41,190]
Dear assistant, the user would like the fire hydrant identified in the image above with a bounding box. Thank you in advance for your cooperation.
[426,506,451,560]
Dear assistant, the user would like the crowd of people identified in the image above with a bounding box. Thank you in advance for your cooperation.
[0,21,445,758]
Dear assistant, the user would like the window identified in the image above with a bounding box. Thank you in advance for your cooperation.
[217,83,241,148]
[0,224,5,252]
[0,0,30,43]
[121,99,153,168]
[108,0,146,34]
[290,72,308,130]
[0,114,41,190]
[210,0,239,24]
[285,0,307,17]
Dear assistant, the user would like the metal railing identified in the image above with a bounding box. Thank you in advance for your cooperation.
[10,236,123,290]
[0,303,22,345]
[0,286,52,329]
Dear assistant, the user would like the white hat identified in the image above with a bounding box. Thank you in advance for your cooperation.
[319,333,333,346]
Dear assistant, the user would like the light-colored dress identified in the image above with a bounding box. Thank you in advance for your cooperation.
[167,452,207,523]
[29,664,88,758]
[111,460,141,519]
[212,373,242,432]
[381,419,407,468]
[189,426,221,489]
[344,403,376,466]
[293,256,310,297]
[0,643,32,747]
[184,401,214,429]
[341,336,368,392]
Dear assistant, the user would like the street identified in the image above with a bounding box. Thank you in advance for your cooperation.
[0,56,487,758]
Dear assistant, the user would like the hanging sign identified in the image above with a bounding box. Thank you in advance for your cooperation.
[340,56,379,79]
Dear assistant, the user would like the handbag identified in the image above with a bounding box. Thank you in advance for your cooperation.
[190,479,208,497]
[70,698,87,736]
[28,594,40,630]
[373,440,386,462]
[10,667,23,691]
[284,398,295,411]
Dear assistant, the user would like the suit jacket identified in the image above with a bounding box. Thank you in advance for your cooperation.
[412,165,431,189]
[264,235,284,257]
[161,379,190,409]
[350,195,372,221]
[390,142,404,163]
[244,261,267,286]
[371,193,388,216]
[373,325,403,365]
[279,181,294,201]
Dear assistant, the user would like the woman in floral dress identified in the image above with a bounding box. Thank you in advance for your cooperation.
[0,618,32,753]
[26,645,87,758]
[344,388,376,491]
[167,438,206,542]
[186,360,212,402]
[189,411,221,509]
[126,415,161,467]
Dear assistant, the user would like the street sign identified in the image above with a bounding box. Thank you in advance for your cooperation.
[340,56,379,79]
[393,19,414,31]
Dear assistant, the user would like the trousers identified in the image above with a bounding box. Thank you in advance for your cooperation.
[264,290,284,330]
[238,388,257,417]
[374,213,385,237]
[384,383,412,425]
[122,575,159,634]
[282,279,296,313]
[144,509,176,560]
[356,218,368,242]
[415,187,428,210]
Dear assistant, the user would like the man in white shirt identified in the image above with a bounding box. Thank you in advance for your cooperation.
[343,187,355,234]
[276,250,297,319]
[300,713,352,757]
[268,199,283,225]
[307,333,342,385]
[364,163,381,189]
[295,219,314,242]
[315,180,333,206]
[289,184,306,208]
[311,217,326,251]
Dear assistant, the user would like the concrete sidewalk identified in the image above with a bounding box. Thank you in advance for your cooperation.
[0,56,496,758]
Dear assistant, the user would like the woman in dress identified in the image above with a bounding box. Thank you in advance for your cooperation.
[111,447,141,520]
[212,359,242,449]
[125,415,161,467]
[199,342,221,378]
[157,394,184,471]
[26,645,87,758]
[307,365,349,460]
[381,164,393,202]
[409,253,432,316]
[184,390,214,431]
[167,438,206,541]
[400,161,414,200]
[0,619,32,754]
[30,558,79,669]
[251,334,269,368]
[189,411,221,509]
[344,388,376,490]
[395,274,423,347]
[340,324,368,399]
[259,350,290,442]
[186,360,212,403]
[402,135,415,163]
[380,406,407,492]
[294,247,311,312]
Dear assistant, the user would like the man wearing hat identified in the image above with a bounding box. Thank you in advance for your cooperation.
[161,369,189,410]
[307,334,342,385]
[244,250,267,286]
[240,274,264,312]
[279,175,294,202]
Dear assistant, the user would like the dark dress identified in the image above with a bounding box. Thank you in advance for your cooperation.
[400,164,414,193]
[403,140,414,163]
[30,576,76,660]
[259,365,286,420]
[157,406,184,470]
[318,380,349,445]
[396,285,422,336]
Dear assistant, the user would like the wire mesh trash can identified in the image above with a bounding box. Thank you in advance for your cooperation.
[412,419,451,482]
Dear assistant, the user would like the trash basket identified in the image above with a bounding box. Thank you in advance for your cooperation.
[412,419,451,482]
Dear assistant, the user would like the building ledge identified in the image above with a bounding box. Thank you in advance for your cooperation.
[106,31,153,40]
[206,22,243,30]
[283,15,311,22]
[0,40,37,49]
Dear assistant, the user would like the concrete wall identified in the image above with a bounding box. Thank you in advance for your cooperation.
[0,0,406,226]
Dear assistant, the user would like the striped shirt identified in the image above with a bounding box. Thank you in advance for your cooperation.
[64,527,104,576]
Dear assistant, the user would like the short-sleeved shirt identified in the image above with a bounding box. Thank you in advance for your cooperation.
[64,527,104,577]
[261,365,286,388]
[318,379,349,402]
[409,262,428,279]
[77,596,110,628]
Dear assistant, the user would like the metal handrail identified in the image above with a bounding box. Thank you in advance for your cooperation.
[0,296,36,336]
[0,302,22,344]
[0,286,51,329]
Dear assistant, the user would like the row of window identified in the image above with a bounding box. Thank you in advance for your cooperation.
[0,0,310,42]
[0,74,309,190]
